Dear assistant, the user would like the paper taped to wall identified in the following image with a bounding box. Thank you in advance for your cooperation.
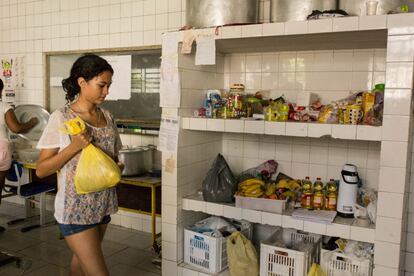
[101,55,132,100]
[158,116,180,153]
[195,35,216,65]
[160,33,181,108]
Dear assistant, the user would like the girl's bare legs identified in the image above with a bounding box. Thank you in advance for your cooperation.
[65,223,109,276]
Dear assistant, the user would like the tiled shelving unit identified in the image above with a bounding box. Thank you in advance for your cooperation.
[182,194,375,243]
[161,13,414,276]
[182,118,383,141]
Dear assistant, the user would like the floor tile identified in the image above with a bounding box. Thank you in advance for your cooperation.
[0,231,42,252]
[19,242,72,267]
[22,224,66,249]
[24,264,69,276]
[104,225,137,243]
[109,263,160,276]
[0,256,48,275]
[118,232,153,250]
[102,239,129,257]
[109,247,152,267]
[0,202,160,275]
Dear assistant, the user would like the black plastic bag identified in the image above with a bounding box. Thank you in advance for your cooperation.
[202,154,237,203]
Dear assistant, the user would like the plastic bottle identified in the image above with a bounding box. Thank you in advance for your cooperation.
[313,177,324,210]
[325,179,337,211]
[277,104,289,122]
[229,84,245,118]
[301,176,313,209]
[264,104,274,121]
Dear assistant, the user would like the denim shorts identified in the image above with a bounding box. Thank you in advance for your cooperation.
[58,215,111,237]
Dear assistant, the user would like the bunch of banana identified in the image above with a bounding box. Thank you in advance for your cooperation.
[265,183,277,196]
[276,179,301,191]
[238,178,265,198]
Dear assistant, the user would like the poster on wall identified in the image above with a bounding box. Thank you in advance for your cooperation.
[160,33,181,108]
[101,55,131,101]
[2,57,13,79]
[1,57,15,103]
[3,85,15,103]
[14,56,25,88]
[1,56,25,103]
[195,35,216,65]
[158,116,180,153]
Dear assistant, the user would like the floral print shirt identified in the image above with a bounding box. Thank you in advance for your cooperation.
[37,106,122,224]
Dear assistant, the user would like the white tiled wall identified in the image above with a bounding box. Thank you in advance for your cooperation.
[159,55,225,269]
[0,0,186,106]
[179,46,385,189]
[2,0,414,274]
[219,48,385,188]
[175,42,389,273]
[223,48,386,105]
[405,136,414,274]
[222,134,381,189]
[162,129,222,266]
[0,0,174,234]
[173,13,414,276]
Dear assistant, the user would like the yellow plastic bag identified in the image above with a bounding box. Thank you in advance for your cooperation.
[62,117,121,194]
[308,263,327,276]
[226,231,259,276]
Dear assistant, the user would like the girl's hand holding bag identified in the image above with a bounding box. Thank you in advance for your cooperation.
[62,117,121,194]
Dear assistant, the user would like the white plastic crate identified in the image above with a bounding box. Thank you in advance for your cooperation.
[260,228,321,276]
[321,249,372,276]
[184,218,252,274]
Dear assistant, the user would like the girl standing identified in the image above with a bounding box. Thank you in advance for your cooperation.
[36,54,123,276]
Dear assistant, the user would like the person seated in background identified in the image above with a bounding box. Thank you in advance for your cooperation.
[0,79,39,232]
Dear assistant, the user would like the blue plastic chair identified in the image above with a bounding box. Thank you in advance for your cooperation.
[4,161,55,232]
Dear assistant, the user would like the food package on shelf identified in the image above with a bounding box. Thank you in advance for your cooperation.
[245,91,267,117]
[318,104,339,124]
[289,106,320,122]
[189,216,238,238]
[263,95,289,122]
[357,188,377,224]
[364,83,384,126]
[237,159,278,182]
[335,239,374,260]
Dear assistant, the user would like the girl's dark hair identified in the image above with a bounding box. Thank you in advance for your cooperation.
[0,78,3,92]
[61,54,114,102]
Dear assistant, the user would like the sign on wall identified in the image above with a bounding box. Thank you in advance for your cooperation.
[101,55,132,101]
[1,56,25,103]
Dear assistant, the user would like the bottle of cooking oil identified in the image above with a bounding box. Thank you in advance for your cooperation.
[264,104,274,121]
[325,179,337,211]
[313,177,324,210]
[301,176,313,209]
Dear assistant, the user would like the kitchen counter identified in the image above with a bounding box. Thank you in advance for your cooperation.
[121,175,161,186]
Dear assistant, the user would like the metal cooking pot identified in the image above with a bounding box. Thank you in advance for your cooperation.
[118,146,154,176]
[339,0,404,16]
[271,0,338,22]
[186,0,259,28]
